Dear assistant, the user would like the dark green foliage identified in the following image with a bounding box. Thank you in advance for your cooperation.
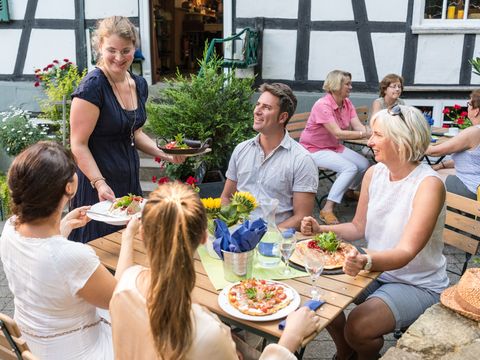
[146,49,255,180]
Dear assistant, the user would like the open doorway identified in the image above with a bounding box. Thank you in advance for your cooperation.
[149,0,223,83]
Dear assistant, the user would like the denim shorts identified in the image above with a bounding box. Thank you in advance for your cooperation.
[354,280,440,330]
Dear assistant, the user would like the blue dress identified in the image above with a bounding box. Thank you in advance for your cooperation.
[69,68,147,243]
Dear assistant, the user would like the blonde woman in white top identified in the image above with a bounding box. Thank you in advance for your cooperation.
[110,182,321,360]
[301,105,448,360]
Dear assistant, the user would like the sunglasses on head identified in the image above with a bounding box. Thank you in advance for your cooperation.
[388,104,407,124]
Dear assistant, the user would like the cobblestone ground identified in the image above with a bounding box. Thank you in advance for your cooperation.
[0,178,472,359]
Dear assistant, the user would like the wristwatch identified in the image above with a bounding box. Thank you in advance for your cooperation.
[363,254,372,272]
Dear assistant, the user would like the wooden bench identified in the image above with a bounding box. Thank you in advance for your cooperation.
[443,192,480,275]
[0,313,38,360]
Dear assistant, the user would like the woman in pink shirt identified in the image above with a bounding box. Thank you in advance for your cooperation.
[300,70,370,224]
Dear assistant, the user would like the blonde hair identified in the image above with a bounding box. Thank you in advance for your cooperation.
[142,182,207,359]
[92,16,138,65]
[323,70,352,93]
[371,105,430,163]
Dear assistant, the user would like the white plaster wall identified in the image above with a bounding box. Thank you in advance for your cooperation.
[371,33,405,80]
[23,29,76,74]
[0,30,22,74]
[6,0,28,20]
[35,0,75,19]
[84,0,138,19]
[236,0,298,19]
[308,31,365,81]
[262,30,297,80]
[311,0,354,21]
[471,36,480,85]
[415,34,464,84]
[365,0,408,22]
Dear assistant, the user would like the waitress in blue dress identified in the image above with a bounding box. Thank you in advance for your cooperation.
[69,16,183,243]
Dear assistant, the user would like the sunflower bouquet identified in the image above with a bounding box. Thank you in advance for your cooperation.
[201,192,258,234]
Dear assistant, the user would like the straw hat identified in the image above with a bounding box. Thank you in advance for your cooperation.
[440,268,480,322]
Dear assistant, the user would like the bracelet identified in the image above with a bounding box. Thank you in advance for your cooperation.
[90,177,106,189]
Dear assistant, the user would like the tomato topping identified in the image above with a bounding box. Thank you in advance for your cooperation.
[260,280,266,284]
[278,293,287,300]
[261,306,269,313]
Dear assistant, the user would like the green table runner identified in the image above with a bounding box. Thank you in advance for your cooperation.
[197,245,307,290]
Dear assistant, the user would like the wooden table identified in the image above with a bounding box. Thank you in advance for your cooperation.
[89,231,380,350]
[344,127,451,165]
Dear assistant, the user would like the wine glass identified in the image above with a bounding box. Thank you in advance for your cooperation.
[302,248,325,300]
[279,230,297,275]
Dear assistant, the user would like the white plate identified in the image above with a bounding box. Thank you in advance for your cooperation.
[218,280,301,322]
[87,200,145,226]
[444,133,456,137]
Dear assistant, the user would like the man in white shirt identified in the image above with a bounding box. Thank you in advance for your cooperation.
[221,83,318,229]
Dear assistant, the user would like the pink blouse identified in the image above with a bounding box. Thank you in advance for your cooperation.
[299,93,357,153]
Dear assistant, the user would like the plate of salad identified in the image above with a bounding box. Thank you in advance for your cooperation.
[86,194,145,226]
[156,134,212,155]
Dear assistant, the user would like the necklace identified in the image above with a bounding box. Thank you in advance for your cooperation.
[103,68,137,146]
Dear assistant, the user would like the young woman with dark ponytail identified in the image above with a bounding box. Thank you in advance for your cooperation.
[110,182,320,359]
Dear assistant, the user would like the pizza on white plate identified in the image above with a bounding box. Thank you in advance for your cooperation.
[227,279,294,316]
[295,231,356,270]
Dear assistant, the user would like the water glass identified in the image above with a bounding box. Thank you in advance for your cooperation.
[302,248,325,300]
[279,231,297,275]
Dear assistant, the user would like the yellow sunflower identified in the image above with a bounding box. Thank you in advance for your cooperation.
[231,191,257,213]
[201,197,222,213]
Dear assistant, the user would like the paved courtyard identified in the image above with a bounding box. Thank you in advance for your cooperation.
[0,178,473,359]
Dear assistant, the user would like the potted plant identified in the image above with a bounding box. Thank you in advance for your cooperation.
[145,47,255,194]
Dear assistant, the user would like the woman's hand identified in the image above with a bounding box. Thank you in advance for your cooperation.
[301,216,321,235]
[123,214,142,242]
[96,181,115,202]
[60,206,91,238]
[343,248,367,277]
[278,307,321,352]
[163,153,186,164]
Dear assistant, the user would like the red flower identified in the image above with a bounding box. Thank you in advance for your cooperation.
[151,175,157,183]
[442,108,450,114]
[63,58,69,62]
[185,176,198,185]
[158,176,170,184]
[457,118,465,125]
[34,81,40,87]
[47,64,54,69]
[53,59,59,64]
[154,157,162,163]
[461,111,468,117]
[442,124,449,128]
[60,64,67,70]
[34,68,41,73]
[43,67,48,71]
[454,104,461,110]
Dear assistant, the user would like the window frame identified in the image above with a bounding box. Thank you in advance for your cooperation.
[412,0,480,34]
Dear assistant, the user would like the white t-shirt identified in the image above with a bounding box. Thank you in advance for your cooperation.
[0,217,113,360]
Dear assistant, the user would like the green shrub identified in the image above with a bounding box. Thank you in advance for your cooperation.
[146,48,255,180]
[0,174,10,219]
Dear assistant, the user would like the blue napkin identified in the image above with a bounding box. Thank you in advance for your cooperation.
[213,218,267,259]
[278,300,325,330]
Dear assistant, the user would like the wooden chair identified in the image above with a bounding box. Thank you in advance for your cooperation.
[355,105,369,124]
[443,191,480,275]
[286,112,336,207]
[0,313,38,360]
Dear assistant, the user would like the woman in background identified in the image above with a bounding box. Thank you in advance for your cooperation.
[370,74,405,116]
[0,142,115,359]
[300,70,370,225]
[69,16,182,243]
[110,183,321,359]
[426,90,480,200]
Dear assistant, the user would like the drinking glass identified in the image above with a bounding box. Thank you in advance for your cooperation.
[302,248,325,300]
[279,231,297,275]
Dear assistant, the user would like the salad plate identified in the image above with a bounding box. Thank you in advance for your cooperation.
[157,136,212,155]
[87,196,145,226]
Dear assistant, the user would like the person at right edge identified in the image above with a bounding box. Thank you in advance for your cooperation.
[301,105,448,360]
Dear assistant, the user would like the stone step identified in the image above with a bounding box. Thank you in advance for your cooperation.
[141,180,158,197]
[139,157,166,182]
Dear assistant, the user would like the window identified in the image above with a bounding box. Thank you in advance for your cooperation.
[412,0,480,33]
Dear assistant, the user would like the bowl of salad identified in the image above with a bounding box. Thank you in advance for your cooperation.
[157,134,212,155]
